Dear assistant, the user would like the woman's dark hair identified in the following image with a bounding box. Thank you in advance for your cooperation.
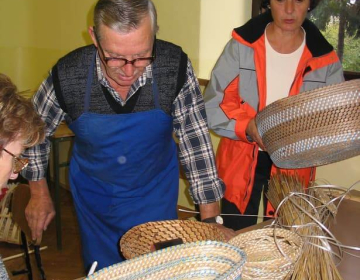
[261,0,320,12]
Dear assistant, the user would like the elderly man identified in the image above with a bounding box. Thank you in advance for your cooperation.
[22,0,232,271]
[0,73,45,280]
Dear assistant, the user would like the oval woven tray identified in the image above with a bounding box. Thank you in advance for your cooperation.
[120,220,226,260]
[86,241,246,280]
[229,228,303,280]
[256,79,360,168]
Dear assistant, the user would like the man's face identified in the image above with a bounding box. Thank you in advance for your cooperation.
[91,15,154,92]
[0,139,23,189]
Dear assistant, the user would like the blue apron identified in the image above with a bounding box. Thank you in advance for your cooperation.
[69,55,179,270]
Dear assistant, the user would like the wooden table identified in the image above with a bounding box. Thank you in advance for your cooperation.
[236,197,360,280]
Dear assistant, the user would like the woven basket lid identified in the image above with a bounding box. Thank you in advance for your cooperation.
[256,79,360,169]
[120,220,226,260]
[86,241,247,280]
[229,228,303,280]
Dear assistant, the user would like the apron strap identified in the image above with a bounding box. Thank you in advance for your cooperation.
[84,51,97,113]
[151,65,161,110]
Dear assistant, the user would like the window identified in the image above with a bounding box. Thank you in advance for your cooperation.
[309,0,360,79]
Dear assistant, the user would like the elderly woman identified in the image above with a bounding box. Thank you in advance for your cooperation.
[0,73,45,278]
[204,0,344,230]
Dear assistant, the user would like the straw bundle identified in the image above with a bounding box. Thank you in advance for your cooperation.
[0,184,21,244]
[86,241,247,280]
[120,220,226,259]
[229,228,303,280]
[256,79,360,169]
[266,174,342,280]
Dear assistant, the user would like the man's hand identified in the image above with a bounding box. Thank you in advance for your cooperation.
[246,118,266,150]
[198,202,236,241]
[213,224,236,241]
[26,178,55,244]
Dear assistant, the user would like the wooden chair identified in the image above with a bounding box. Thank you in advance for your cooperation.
[10,184,46,280]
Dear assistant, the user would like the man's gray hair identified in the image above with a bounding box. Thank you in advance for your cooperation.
[94,0,158,39]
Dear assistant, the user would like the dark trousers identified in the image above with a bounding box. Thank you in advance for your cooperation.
[222,151,272,231]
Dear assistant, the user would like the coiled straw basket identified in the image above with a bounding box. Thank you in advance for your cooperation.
[229,228,303,280]
[86,241,247,280]
[256,79,360,168]
[120,220,226,260]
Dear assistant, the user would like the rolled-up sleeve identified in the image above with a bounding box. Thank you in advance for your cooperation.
[21,73,65,181]
[172,59,225,204]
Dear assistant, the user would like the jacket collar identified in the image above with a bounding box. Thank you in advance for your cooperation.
[233,11,333,57]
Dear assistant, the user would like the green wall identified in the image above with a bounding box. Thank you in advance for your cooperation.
[0,0,95,92]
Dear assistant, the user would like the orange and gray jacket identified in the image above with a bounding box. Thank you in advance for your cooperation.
[204,11,344,214]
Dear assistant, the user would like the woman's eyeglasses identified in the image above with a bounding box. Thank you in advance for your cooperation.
[2,148,29,174]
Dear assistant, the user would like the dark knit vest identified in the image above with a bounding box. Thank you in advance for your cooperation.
[52,39,188,123]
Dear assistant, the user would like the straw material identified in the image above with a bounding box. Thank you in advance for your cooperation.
[256,79,360,168]
[120,220,226,260]
[86,241,247,280]
[266,174,343,280]
[229,228,303,280]
[0,184,21,244]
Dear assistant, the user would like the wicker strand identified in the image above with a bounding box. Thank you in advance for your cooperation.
[267,174,360,280]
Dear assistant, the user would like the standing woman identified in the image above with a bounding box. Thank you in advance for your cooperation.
[0,73,45,279]
[204,0,344,230]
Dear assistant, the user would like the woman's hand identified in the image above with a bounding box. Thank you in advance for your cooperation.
[246,118,266,151]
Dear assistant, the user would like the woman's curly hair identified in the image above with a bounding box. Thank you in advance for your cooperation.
[0,73,45,151]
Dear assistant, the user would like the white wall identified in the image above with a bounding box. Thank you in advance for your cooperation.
[198,0,252,78]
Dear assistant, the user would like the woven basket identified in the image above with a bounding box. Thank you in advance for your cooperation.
[120,220,226,260]
[229,228,303,280]
[256,79,360,169]
[0,184,21,244]
[86,241,246,280]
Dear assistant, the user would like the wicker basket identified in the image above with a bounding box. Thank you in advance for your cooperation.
[229,228,303,280]
[0,184,21,244]
[86,241,246,280]
[120,220,226,260]
[256,79,360,169]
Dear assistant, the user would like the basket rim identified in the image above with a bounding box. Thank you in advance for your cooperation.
[87,241,247,280]
[120,219,227,259]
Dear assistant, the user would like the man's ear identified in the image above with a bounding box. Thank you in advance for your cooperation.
[89,26,97,47]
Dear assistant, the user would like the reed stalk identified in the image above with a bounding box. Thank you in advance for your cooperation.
[267,173,343,280]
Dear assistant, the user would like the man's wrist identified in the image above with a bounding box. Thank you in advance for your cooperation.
[201,215,223,225]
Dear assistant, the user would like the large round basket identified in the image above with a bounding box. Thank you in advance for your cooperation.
[120,220,226,260]
[229,228,303,280]
[256,79,360,169]
[86,241,247,280]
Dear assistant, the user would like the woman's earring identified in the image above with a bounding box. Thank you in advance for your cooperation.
[308,7,310,11]
[268,5,271,9]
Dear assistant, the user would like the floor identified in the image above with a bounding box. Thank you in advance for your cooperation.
[1,187,84,280]
[1,186,196,280]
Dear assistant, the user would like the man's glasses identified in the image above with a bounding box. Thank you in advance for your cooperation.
[2,148,29,174]
[94,28,156,69]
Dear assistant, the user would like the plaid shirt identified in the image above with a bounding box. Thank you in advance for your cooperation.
[22,54,224,204]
